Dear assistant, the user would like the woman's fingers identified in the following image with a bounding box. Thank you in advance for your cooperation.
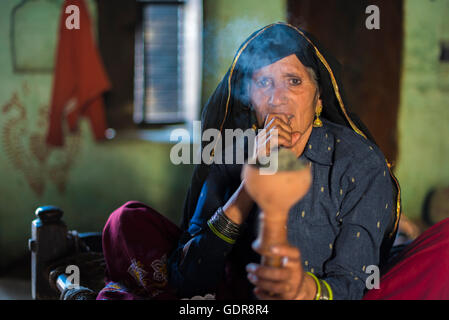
[251,243,301,261]
[258,114,299,152]
[264,113,292,128]
[253,112,300,163]
[247,244,305,300]
[258,131,291,157]
[267,127,293,147]
[264,115,293,135]
[246,263,291,281]
[247,264,295,299]
[248,275,293,296]
[270,245,302,260]
[247,264,301,300]
[265,116,293,145]
[255,125,294,158]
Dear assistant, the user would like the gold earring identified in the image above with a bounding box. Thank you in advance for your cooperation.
[313,104,323,128]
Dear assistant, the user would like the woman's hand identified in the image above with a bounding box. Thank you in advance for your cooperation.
[246,244,317,300]
[254,113,301,160]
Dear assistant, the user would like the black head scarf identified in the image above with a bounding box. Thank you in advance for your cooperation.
[181,23,401,246]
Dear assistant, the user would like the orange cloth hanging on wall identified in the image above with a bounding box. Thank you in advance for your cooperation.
[46,0,111,146]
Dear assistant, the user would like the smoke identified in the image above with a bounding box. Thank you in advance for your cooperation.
[202,17,285,87]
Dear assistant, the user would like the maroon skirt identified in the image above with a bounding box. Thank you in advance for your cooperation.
[97,201,449,300]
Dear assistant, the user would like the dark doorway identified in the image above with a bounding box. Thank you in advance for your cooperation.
[96,0,138,130]
[288,0,403,164]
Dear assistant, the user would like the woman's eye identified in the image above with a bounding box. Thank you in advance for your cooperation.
[256,78,272,88]
[289,78,302,86]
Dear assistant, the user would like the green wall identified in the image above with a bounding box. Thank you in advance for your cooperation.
[395,0,449,220]
[0,0,195,269]
[0,0,287,270]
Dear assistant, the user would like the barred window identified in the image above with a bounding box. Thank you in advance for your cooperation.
[134,0,202,125]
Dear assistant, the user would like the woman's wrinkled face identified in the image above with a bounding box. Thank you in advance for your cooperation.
[249,54,321,136]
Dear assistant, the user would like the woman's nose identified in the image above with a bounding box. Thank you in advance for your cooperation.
[268,86,288,107]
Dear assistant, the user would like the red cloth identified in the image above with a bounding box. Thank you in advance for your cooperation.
[46,0,110,146]
[363,217,449,300]
[97,201,181,300]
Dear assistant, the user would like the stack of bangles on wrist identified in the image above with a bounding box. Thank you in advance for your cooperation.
[306,272,333,300]
[207,207,241,244]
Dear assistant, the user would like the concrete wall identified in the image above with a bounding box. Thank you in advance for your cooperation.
[0,0,194,269]
[395,0,449,220]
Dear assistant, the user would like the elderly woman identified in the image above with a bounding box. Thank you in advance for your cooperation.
[97,23,405,300]
[167,22,399,301]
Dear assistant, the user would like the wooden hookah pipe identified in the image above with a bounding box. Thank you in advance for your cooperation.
[242,148,312,267]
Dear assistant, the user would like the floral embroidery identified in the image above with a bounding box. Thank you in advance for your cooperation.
[151,254,168,286]
[125,256,169,298]
[181,293,216,300]
[104,281,127,292]
[128,259,148,289]
[98,281,133,299]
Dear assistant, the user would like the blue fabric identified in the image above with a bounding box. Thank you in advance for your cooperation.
[168,119,394,300]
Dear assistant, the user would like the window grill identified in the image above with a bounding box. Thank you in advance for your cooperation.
[135,0,201,125]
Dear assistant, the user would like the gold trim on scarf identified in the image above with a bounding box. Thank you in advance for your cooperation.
[387,163,402,238]
[214,22,401,237]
